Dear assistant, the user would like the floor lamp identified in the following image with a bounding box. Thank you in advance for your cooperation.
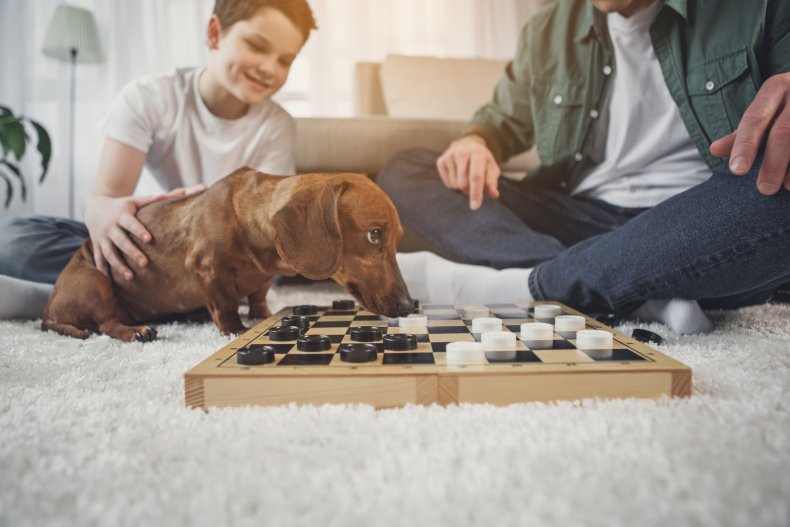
[42,5,102,219]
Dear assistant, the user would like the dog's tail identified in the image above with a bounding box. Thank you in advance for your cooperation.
[41,319,90,340]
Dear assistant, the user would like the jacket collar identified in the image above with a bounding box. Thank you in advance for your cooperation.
[574,0,688,43]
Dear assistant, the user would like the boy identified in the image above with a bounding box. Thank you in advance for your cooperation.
[0,0,316,318]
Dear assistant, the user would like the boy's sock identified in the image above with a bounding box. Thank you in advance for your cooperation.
[631,298,713,334]
[0,274,53,320]
[396,251,533,304]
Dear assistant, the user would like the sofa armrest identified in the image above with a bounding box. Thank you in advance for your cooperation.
[294,116,538,177]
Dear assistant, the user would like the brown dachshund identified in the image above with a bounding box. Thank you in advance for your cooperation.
[42,170,416,341]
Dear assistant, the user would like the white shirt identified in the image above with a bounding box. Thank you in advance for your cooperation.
[102,67,296,191]
[573,1,711,208]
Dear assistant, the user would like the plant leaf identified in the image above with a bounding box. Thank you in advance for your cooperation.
[0,118,26,161]
[28,119,52,182]
[0,159,26,202]
[0,169,13,208]
[0,105,12,117]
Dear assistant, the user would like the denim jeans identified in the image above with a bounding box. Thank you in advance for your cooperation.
[377,148,790,314]
[0,215,88,284]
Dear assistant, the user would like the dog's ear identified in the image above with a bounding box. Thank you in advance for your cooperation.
[273,183,344,280]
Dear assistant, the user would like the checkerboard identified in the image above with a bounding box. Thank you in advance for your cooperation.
[184,302,691,409]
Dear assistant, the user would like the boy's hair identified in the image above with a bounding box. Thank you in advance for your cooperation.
[213,0,317,42]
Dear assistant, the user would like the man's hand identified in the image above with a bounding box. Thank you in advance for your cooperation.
[436,135,502,210]
[710,72,790,195]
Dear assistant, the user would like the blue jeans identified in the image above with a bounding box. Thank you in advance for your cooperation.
[0,215,88,284]
[377,148,790,314]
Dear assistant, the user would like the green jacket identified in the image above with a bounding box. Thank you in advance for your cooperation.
[466,0,790,193]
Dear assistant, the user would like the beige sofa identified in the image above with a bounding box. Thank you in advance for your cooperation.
[293,54,539,178]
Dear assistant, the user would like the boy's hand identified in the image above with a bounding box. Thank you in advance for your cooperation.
[437,135,502,210]
[84,194,170,281]
[710,72,790,195]
[84,185,207,280]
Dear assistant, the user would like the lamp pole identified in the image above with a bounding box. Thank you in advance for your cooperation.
[68,47,77,219]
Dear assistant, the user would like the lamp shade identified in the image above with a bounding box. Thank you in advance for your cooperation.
[42,5,102,63]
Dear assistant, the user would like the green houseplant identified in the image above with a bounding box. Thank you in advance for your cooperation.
[0,104,51,208]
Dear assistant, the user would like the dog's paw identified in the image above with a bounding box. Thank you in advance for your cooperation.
[134,325,158,343]
[248,306,271,320]
[220,324,248,336]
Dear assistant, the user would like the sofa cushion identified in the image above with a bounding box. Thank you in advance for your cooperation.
[379,54,507,120]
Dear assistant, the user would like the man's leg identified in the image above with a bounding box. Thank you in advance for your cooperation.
[530,153,790,315]
[0,215,88,319]
[378,148,645,303]
[378,148,640,268]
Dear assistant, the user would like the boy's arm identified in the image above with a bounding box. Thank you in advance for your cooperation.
[83,138,163,281]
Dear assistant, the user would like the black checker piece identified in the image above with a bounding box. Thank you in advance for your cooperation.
[349,326,382,342]
[383,353,435,365]
[281,315,310,333]
[268,325,300,341]
[237,345,276,365]
[339,343,378,363]
[292,305,318,315]
[383,333,418,351]
[297,334,332,352]
[332,299,356,310]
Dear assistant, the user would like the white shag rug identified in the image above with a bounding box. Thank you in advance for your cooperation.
[1,281,789,527]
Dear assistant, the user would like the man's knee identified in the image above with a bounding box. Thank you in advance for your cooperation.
[377,148,441,195]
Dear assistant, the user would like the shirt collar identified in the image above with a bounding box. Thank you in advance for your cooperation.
[574,0,688,43]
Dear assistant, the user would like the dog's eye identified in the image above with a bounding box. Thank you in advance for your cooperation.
[367,227,383,245]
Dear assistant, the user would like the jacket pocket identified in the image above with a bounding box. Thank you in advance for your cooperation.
[687,48,757,139]
[532,79,585,164]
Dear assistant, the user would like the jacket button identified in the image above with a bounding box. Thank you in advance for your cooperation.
[705,80,715,91]
[574,153,583,162]
[603,65,612,76]
[553,94,563,105]
[590,109,599,119]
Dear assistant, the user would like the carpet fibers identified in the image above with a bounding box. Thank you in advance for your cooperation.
[1,283,789,527]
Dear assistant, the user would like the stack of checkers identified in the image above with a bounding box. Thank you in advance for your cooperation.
[235,301,649,367]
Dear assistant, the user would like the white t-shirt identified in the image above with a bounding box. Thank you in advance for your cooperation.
[101,67,296,191]
[573,1,711,208]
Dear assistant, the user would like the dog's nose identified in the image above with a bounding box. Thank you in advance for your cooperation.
[396,298,418,316]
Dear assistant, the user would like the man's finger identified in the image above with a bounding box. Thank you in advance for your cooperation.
[710,131,736,159]
[756,117,790,195]
[437,155,451,187]
[468,154,486,210]
[484,159,501,199]
[454,151,469,191]
[729,82,784,174]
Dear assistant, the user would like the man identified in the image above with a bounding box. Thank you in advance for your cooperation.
[378,0,790,333]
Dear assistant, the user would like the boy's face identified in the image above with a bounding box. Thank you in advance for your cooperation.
[209,6,305,105]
